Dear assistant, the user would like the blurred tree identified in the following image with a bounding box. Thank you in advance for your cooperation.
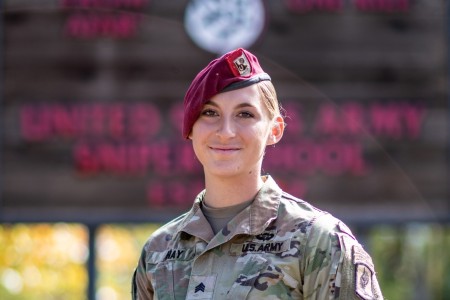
[370,223,450,300]
[96,224,160,300]
[0,223,88,300]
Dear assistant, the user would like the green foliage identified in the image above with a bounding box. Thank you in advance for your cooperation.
[369,224,450,300]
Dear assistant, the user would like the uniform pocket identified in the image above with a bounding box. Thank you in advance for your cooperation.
[148,260,193,300]
[147,250,195,300]
[151,262,176,300]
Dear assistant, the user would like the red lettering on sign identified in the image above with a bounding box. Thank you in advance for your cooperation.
[370,103,402,139]
[98,143,128,173]
[74,143,100,174]
[87,104,107,136]
[175,143,200,173]
[276,140,316,176]
[292,140,317,175]
[20,103,163,141]
[265,139,366,176]
[151,142,171,175]
[403,104,425,139]
[314,102,365,136]
[65,13,139,39]
[317,140,366,176]
[52,105,80,138]
[342,102,365,136]
[129,103,161,140]
[314,103,341,136]
[72,140,201,176]
[312,101,424,139]
[109,104,126,139]
[21,105,52,141]
[73,142,171,175]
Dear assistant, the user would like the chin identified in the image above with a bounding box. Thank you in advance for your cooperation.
[206,165,245,178]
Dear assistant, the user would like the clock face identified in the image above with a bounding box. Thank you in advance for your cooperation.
[184,0,266,55]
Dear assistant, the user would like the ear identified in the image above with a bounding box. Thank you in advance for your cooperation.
[266,116,285,146]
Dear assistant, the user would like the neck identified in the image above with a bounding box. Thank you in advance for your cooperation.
[203,171,265,208]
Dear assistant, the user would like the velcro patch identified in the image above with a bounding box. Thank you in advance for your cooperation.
[147,247,196,263]
[229,239,290,256]
[353,245,376,300]
[186,275,217,300]
[355,263,374,299]
[352,244,374,269]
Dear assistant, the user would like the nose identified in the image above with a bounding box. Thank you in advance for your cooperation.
[216,116,236,139]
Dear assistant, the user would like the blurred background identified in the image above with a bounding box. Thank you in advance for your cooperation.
[1,0,449,299]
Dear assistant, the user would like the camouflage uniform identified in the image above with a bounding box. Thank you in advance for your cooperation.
[132,176,383,299]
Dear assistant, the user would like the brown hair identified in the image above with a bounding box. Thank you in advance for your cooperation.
[256,80,284,119]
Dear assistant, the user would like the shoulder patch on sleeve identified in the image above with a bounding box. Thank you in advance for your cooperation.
[352,244,374,268]
[353,244,380,300]
[355,263,374,300]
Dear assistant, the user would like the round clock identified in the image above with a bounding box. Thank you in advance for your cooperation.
[184,0,266,55]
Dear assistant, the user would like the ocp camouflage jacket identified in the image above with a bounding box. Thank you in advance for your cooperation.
[132,176,383,299]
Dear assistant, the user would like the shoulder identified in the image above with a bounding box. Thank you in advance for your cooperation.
[277,191,350,238]
[278,191,326,222]
[142,211,190,252]
[280,192,356,255]
[278,191,353,236]
[275,191,362,267]
[273,191,351,255]
[284,197,384,299]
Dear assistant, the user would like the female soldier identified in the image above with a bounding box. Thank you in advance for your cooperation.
[132,48,383,299]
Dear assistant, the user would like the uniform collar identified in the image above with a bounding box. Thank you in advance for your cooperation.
[176,176,282,242]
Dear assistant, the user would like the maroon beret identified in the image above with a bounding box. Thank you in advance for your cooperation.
[182,48,271,139]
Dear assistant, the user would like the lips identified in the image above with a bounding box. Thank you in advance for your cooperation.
[209,146,241,152]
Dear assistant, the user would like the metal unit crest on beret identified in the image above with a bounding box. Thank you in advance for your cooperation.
[227,50,252,77]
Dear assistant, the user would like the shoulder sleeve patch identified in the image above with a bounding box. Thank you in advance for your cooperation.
[352,244,374,269]
[355,263,375,300]
[352,244,381,300]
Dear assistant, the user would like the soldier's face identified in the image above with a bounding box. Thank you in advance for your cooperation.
[189,85,275,179]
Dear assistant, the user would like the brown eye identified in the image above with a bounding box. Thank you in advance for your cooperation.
[238,111,254,118]
[201,109,218,117]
